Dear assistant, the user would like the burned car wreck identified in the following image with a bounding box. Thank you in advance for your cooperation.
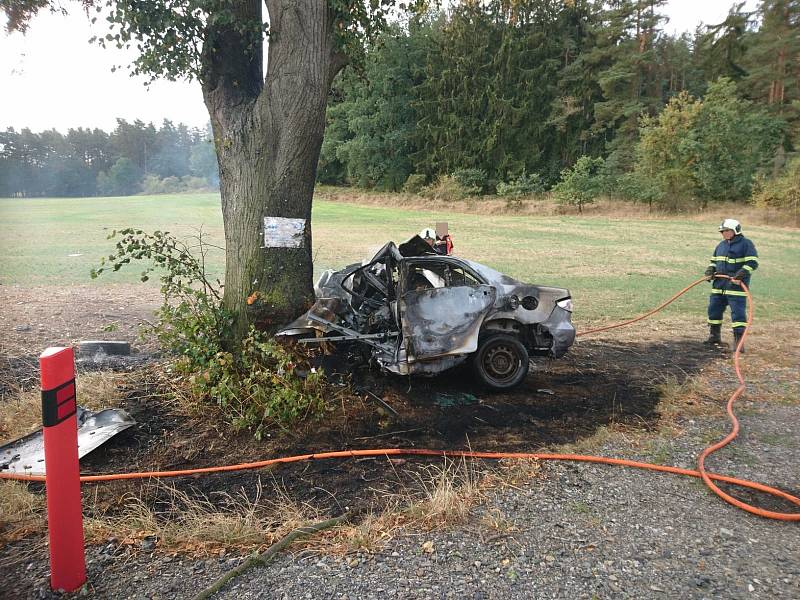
[278,236,575,390]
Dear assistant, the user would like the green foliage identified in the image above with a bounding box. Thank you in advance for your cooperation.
[413,2,567,182]
[634,91,700,209]
[96,157,142,196]
[312,0,797,210]
[752,158,800,215]
[496,171,545,197]
[0,120,216,198]
[633,79,783,208]
[90,228,326,435]
[402,173,427,194]
[581,0,668,175]
[189,136,220,187]
[141,175,213,195]
[178,329,327,439]
[94,1,262,82]
[612,171,666,210]
[689,78,783,201]
[323,21,431,190]
[420,175,475,202]
[553,156,605,213]
[451,168,487,195]
[90,0,410,84]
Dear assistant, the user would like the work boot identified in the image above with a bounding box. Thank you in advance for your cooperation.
[733,329,746,354]
[704,324,722,346]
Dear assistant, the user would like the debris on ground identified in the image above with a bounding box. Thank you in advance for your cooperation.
[0,406,135,475]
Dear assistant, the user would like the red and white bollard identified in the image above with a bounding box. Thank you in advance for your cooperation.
[40,347,86,592]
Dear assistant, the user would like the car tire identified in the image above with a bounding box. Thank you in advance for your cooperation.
[472,334,529,391]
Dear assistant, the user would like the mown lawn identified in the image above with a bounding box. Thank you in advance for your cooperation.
[1,192,798,324]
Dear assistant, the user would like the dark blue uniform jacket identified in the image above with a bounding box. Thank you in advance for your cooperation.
[709,234,758,295]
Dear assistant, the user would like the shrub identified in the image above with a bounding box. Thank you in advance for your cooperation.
[141,175,215,195]
[496,171,545,198]
[421,175,475,202]
[91,229,327,438]
[451,168,487,195]
[96,157,142,196]
[180,176,214,191]
[612,171,665,210]
[402,173,427,194]
[752,158,800,215]
[179,329,326,437]
[552,156,605,213]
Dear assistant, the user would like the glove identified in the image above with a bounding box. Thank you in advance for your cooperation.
[704,266,716,280]
[733,269,747,281]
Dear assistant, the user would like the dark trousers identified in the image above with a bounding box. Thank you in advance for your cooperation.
[707,293,747,331]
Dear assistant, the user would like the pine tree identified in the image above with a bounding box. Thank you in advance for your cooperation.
[742,0,800,147]
[583,0,668,174]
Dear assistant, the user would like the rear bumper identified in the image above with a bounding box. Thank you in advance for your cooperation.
[543,306,576,358]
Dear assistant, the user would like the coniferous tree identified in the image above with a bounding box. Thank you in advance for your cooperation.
[742,0,800,148]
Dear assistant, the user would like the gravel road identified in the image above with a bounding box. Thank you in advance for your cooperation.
[217,406,800,600]
[3,406,798,600]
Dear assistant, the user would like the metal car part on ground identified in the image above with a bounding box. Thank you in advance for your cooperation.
[0,407,135,475]
[278,236,575,390]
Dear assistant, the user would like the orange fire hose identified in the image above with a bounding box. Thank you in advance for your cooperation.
[2,277,798,521]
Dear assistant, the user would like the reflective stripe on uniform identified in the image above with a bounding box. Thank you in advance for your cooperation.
[707,319,723,325]
[711,256,758,264]
[710,289,748,296]
[731,322,747,328]
[743,265,754,272]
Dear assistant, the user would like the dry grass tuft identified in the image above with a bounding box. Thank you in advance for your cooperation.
[555,422,647,455]
[653,374,719,420]
[322,507,405,554]
[0,481,46,543]
[0,371,123,444]
[405,458,484,527]
[85,479,316,554]
[318,457,489,555]
[485,458,543,490]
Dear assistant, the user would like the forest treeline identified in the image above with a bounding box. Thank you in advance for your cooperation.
[0,119,219,197]
[1,0,798,213]
[320,0,799,211]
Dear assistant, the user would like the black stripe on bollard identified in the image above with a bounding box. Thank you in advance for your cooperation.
[42,379,77,427]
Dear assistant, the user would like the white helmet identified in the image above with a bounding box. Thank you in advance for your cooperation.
[419,227,435,240]
[718,218,741,235]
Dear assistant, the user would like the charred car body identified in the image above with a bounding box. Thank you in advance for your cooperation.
[278,236,575,390]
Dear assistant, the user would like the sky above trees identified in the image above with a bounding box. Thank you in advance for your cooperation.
[1,0,759,132]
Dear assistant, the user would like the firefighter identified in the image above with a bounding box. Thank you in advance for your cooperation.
[703,218,758,352]
[434,232,454,255]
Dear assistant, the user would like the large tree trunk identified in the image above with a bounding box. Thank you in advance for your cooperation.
[201,0,345,338]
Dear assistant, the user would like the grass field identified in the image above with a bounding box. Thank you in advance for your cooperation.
[1,192,798,324]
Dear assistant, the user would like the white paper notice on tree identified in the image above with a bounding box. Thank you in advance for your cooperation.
[263,217,305,248]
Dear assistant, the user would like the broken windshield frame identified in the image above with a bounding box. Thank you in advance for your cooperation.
[398,256,487,295]
[340,253,398,306]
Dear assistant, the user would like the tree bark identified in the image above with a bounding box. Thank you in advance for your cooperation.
[201,0,345,338]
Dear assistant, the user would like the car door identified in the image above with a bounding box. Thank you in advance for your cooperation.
[398,259,496,362]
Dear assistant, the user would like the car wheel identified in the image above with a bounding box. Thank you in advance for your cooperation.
[472,334,529,390]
